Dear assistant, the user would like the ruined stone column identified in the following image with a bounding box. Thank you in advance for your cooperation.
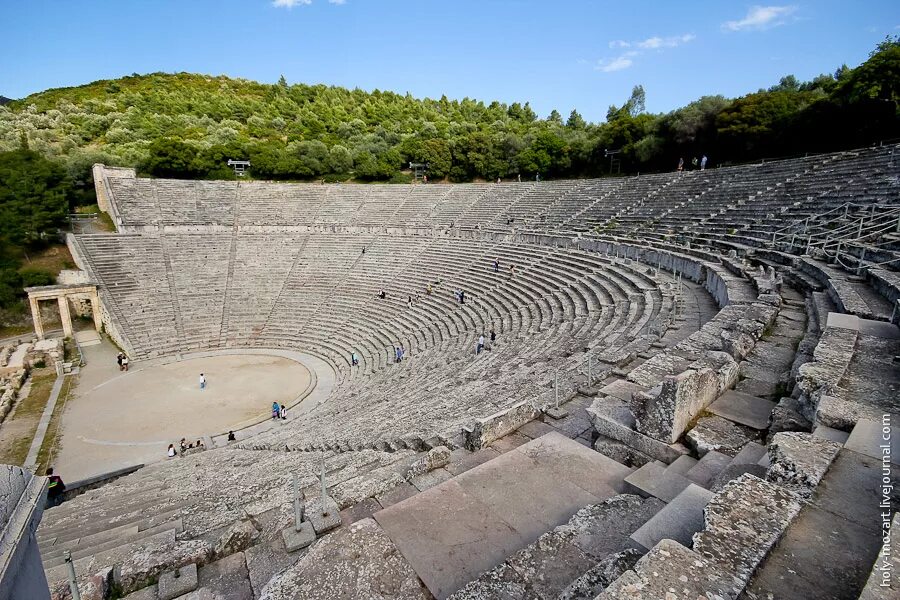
[29,297,44,340]
[58,296,73,338]
[90,289,102,332]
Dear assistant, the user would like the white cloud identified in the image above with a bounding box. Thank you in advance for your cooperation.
[637,33,695,49]
[596,51,638,72]
[329,0,346,4]
[594,33,694,74]
[273,0,312,6]
[723,5,798,31]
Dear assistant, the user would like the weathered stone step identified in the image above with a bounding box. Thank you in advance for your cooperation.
[685,450,731,489]
[42,518,184,568]
[624,461,692,502]
[630,483,714,550]
[707,390,776,430]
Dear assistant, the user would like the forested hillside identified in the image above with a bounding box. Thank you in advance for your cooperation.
[1,38,898,187]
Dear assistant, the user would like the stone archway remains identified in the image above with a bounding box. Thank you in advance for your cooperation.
[24,284,102,339]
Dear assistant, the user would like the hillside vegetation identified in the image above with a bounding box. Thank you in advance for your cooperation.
[1,38,898,187]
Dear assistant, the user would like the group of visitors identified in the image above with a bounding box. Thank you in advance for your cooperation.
[116,352,129,371]
[167,437,206,458]
[272,401,287,420]
[475,329,498,355]
[677,155,708,172]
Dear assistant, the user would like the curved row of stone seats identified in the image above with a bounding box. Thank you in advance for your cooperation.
[246,253,666,450]
[97,144,898,237]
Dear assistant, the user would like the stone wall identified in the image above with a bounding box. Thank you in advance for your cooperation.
[0,465,50,600]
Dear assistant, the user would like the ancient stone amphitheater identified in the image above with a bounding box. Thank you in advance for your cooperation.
[34,146,900,599]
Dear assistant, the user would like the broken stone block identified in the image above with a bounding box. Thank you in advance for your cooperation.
[259,518,429,599]
[598,539,738,600]
[686,415,757,457]
[633,368,721,444]
[557,548,641,600]
[768,396,813,439]
[213,518,260,560]
[115,539,212,595]
[693,474,802,587]
[405,446,451,480]
[766,431,841,498]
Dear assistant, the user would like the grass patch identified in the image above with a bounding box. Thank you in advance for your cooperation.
[0,369,58,466]
[36,374,76,472]
[0,324,32,339]
[19,244,75,274]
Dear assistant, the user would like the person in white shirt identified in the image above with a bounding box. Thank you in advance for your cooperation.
[477,334,485,355]
[199,373,206,390]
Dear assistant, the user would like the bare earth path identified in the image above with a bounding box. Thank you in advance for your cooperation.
[53,338,312,481]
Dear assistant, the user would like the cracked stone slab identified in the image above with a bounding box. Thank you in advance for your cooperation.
[598,539,739,600]
[259,518,429,600]
[693,474,802,587]
[765,432,842,498]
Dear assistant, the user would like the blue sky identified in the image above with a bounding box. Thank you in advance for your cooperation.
[2,1,898,122]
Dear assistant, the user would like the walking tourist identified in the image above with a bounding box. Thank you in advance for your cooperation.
[477,334,485,355]
[117,352,124,370]
[199,373,206,390]
[701,155,708,170]
[272,402,280,419]
[460,290,465,304]
[280,405,287,420]
[490,328,496,345]
[46,467,66,508]
[351,352,359,366]
[122,355,129,371]
[379,289,386,300]
[407,295,413,309]
[493,259,499,273]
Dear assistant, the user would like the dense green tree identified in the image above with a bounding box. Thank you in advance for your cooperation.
[0,148,70,246]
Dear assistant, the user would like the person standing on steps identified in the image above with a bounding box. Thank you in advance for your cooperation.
[117,352,124,371]
[199,373,206,390]
[227,431,236,442]
[477,334,485,355]
[46,467,66,508]
[677,157,684,172]
[351,351,359,366]
[493,259,499,273]
[700,155,708,170]
[280,404,287,420]
[490,328,496,347]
